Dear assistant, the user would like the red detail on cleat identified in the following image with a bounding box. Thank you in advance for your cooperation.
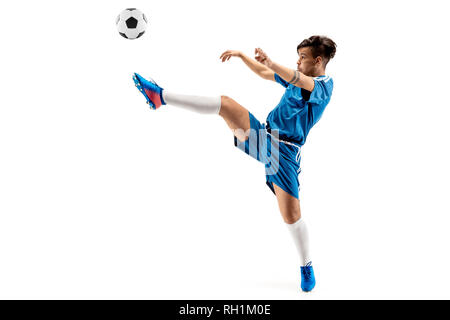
[144,89,163,109]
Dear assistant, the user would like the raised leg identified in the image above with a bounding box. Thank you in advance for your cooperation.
[219,96,251,142]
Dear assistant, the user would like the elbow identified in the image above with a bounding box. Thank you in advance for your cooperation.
[260,70,274,81]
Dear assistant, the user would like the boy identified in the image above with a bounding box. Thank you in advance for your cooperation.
[133,35,336,292]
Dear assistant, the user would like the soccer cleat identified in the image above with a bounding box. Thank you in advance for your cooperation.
[132,73,166,110]
[300,262,316,292]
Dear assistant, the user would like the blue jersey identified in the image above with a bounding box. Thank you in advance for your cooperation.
[266,73,334,146]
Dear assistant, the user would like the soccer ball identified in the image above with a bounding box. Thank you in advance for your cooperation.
[116,8,148,40]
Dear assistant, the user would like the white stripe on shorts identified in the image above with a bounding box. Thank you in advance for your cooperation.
[265,129,302,164]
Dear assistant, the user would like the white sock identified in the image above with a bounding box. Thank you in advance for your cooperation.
[162,90,221,115]
[286,218,312,266]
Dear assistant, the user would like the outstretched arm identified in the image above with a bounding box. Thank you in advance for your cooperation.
[255,48,315,92]
[220,50,275,81]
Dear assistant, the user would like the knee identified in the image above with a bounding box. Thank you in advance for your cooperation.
[282,209,301,224]
[220,95,231,108]
[219,95,230,118]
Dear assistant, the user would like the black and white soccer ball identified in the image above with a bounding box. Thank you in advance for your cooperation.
[116,8,148,40]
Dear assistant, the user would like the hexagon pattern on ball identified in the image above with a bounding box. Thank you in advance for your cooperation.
[116,8,147,40]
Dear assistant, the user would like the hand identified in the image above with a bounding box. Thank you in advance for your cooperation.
[220,50,242,62]
[255,48,272,68]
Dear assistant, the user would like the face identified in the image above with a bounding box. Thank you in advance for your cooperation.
[297,47,320,76]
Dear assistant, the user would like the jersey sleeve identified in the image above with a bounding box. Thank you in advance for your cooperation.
[308,76,333,105]
[274,73,289,88]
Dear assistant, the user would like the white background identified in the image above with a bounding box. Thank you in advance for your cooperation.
[1,0,449,299]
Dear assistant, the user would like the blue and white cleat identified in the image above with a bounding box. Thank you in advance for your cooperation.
[132,73,166,110]
[300,262,316,292]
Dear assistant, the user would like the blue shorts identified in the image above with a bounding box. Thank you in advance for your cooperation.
[233,111,302,199]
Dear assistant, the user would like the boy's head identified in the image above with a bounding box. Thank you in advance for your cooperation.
[297,35,336,75]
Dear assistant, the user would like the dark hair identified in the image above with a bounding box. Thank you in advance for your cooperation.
[297,35,336,67]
